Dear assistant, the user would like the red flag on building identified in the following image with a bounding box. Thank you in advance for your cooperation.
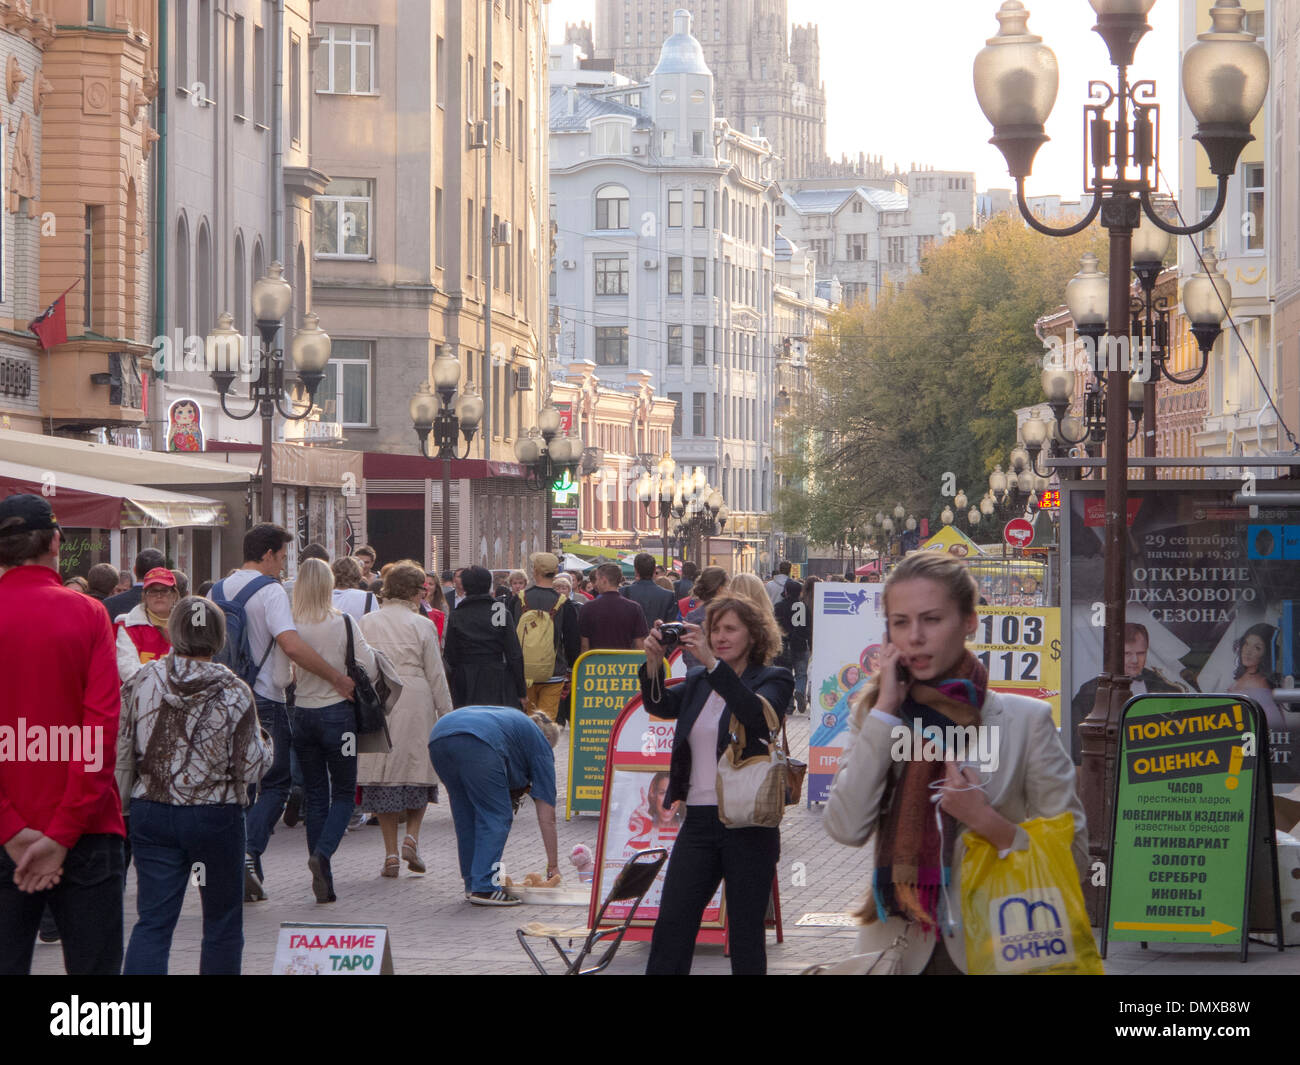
[28,280,79,350]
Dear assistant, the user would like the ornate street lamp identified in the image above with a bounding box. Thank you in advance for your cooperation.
[411,348,482,574]
[975,0,1268,914]
[208,263,331,523]
[516,402,582,554]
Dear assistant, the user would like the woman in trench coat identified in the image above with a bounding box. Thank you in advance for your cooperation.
[358,560,454,879]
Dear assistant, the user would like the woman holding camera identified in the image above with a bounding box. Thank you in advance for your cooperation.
[639,598,793,975]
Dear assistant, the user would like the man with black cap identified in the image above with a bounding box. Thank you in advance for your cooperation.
[0,494,126,974]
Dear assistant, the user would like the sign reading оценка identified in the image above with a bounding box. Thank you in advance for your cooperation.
[1105,695,1261,950]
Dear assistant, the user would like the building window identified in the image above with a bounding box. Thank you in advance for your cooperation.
[595,325,629,366]
[290,35,301,141]
[692,189,706,228]
[315,25,375,94]
[1245,162,1264,251]
[668,256,683,294]
[593,120,630,155]
[466,55,476,122]
[505,88,512,148]
[693,325,707,365]
[517,98,525,157]
[847,233,866,261]
[660,129,675,156]
[692,130,704,155]
[313,179,373,258]
[692,258,706,296]
[466,198,476,275]
[436,36,446,107]
[198,0,211,98]
[595,256,629,296]
[434,187,444,268]
[692,393,706,436]
[254,24,266,123]
[668,189,683,228]
[668,392,682,436]
[809,239,829,266]
[316,340,373,426]
[668,324,683,365]
[595,185,630,229]
[233,15,245,116]
[852,200,863,214]
[887,236,907,264]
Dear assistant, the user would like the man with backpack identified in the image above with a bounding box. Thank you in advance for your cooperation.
[509,553,580,724]
[209,524,355,902]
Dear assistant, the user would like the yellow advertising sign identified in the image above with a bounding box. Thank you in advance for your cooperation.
[921,523,984,557]
[967,606,1062,725]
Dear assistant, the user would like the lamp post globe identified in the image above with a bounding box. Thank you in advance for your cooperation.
[1065,252,1109,329]
[537,404,563,437]
[457,385,484,432]
[955,490,968,511]
[251,261,293,325]
[893,503,905,521]
[942,505,955,526]
[972,2,1059,178]
[1022,412,1051,448]
[409,381,438,428]
[514,427,541,465]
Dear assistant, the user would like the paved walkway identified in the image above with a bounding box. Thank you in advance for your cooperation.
[31,712,1298,975]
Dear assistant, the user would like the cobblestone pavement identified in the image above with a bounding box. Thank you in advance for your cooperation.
[31,711,1297,975]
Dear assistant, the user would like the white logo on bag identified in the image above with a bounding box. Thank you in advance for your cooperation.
[990,887,1074,972]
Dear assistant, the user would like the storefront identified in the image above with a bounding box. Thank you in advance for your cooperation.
[0,459,229,583]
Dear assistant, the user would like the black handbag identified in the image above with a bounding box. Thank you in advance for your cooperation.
[344,614,387,736]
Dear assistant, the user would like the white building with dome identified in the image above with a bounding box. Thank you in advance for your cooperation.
[549,9,780,537]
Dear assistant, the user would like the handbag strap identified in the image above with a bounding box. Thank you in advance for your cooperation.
[343,613,357,673]
[728,693,780,751]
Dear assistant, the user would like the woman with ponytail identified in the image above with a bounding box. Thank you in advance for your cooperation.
[824,553,1087,974]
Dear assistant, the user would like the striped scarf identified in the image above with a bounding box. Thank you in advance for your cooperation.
[857,652,987,933]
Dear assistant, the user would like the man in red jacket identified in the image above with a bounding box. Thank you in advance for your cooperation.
[0,494,126,974]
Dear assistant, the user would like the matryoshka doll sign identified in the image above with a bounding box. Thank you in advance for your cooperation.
[167,397,204,452]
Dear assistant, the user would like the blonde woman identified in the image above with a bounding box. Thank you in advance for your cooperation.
[359,560,454,878]
[727,573,777,621]
[290,558,379,903]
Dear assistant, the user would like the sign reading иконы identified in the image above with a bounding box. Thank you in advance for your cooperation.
[1105,695,1263,950]
[566,650,647,819]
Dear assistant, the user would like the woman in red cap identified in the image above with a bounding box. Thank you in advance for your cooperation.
[115,567,180,682]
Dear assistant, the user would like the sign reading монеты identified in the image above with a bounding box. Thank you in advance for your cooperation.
[1108,696,1259,946]
[567,651,646,817]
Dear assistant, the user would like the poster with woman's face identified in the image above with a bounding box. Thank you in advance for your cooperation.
[1066,484,1300,785]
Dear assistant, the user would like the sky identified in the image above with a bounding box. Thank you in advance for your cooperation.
[545,0,1183,201]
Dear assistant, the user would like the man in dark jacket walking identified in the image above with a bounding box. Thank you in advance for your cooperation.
[622,553,680,629]
[443,565,528,709]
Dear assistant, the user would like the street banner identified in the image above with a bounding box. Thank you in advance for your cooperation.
[1063,482,1300,783]
[968,606,1063,726]
[272,924,394,975]
[807,583,887,802]
[1101,694,1282,959]
[566,649,649,819]
[589,685,724,935]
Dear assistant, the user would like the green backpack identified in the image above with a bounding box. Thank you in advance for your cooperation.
[517,591,564,685]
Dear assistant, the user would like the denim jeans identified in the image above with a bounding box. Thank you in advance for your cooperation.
[792,648,810,713]
[245,697,291,862]
[288,701,357,861]
[428,733,514,893]
[0,833,125,975]
[123,799,245,975]
[646,805,779,976]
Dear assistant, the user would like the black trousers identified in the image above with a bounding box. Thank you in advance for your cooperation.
[0,833,125,975]
[646,805,779,975]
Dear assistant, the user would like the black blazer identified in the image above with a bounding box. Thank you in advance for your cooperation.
[623,579,680,627]
[638,659,794,808]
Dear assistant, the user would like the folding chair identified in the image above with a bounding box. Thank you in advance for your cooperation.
[516,848,668,975]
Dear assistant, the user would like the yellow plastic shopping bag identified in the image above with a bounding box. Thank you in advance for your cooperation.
[960,811,1104,975]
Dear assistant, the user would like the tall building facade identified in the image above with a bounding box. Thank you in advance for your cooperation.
[312,0,552,569]
[550,10,779,537]
[590,0,825,179]
[775,170,976,308]
[1272,0,1300,441]
[1179,0,1274,467]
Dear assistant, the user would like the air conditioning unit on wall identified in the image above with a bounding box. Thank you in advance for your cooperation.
[513,366,533,391]
[643,258,659,270]
[561,259,576,269]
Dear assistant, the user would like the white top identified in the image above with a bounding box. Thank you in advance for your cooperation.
[765,577,785,605]
[687,689,728,806]
[290,611,378,708]
[333,588,376,621]
[217,569,295,701]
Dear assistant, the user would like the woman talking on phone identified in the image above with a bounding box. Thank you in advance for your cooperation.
[639,598,793,975]
[825,553,1087,974]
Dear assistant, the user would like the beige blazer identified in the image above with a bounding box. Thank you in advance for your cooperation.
[824,688,1088,974]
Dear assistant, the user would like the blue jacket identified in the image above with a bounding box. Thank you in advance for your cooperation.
[622,578,680,628]
[638,659,793,808]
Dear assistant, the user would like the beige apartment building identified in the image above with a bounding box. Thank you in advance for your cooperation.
[1273,1,1300,439]
[311,0,552,568]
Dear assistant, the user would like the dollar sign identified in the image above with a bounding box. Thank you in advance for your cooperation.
[1050,638,1061,663]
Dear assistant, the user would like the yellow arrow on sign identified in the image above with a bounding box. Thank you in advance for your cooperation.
[1113,920,1237,936]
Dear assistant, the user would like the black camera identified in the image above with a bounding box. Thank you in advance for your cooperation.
[658,622,688,647]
